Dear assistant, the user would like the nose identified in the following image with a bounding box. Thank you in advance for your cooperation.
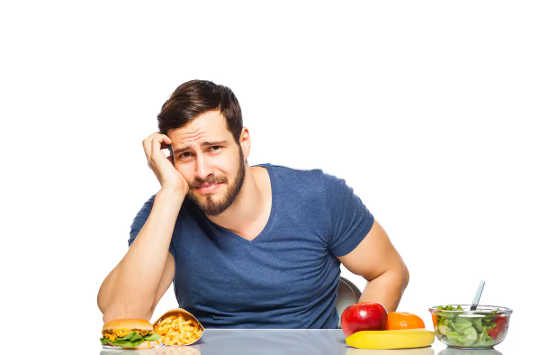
[194,154,211,181]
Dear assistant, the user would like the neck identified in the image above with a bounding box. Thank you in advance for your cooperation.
[206,165,266,233]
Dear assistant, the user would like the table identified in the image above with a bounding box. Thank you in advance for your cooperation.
[99,329,506,355]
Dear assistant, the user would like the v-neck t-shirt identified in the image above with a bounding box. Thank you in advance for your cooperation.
[128,163,374,328]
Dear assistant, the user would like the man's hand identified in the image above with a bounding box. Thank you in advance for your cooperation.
[143,132,189,195]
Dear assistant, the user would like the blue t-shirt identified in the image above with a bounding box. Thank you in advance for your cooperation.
[129,163,374,328]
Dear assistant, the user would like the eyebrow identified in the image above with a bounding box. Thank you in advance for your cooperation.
[173,140,228,154]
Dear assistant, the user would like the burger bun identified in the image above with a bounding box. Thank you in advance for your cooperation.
[102,318,153,331]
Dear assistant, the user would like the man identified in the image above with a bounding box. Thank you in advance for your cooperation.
[97,80,409,328]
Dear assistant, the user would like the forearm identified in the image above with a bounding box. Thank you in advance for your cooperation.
[358,265,409,312]
[97,189,184,319]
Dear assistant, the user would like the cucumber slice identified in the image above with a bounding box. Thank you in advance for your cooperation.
[462,326,478,346]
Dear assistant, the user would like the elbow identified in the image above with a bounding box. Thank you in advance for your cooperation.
[401,262,410,292]
[97,286,108,318]
[100,303,154,323]
[97,279,154,323]
[98,291,152,323]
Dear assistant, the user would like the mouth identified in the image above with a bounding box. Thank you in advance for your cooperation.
[196,182,223,195]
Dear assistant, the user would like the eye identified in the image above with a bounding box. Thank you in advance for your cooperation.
[179,152,193,160]
[209,145,223,152]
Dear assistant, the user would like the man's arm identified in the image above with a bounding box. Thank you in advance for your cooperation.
[338,220,409,312]
[97,190,182,322]
[97,132,189,322]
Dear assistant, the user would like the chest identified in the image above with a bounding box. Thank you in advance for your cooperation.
[172,217,338,309]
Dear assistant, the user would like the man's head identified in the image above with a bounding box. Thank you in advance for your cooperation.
[158,80,249,216]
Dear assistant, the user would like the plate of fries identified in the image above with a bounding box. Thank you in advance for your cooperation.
[153,308,205,346]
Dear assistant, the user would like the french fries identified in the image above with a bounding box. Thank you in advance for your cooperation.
[154,309,204,346]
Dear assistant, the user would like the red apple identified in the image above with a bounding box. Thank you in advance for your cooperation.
[341,302,388,336]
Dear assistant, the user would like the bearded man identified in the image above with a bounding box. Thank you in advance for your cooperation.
[97,80,409,328]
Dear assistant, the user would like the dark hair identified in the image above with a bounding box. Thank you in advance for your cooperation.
[158,80,243,142]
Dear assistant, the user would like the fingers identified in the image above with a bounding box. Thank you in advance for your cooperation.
[151,133,170,158]
[142,132,171,163]
[142,135,152,162]
[141,132,189,193]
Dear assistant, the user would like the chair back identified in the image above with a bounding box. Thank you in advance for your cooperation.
[336,276,362,327]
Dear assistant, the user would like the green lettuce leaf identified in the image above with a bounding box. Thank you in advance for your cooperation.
[101,331,160,348]
[436,305,499,347]
[144,333,161,342]
[116,331,142,342]
[453,318,473,332]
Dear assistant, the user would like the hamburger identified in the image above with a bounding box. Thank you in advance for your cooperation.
[100,318,160,349]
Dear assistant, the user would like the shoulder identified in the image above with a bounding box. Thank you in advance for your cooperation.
[261,163,349,202]
[261,163,329,186]
[133,194,156,220]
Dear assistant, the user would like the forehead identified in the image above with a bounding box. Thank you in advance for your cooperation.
[167,109,232,145]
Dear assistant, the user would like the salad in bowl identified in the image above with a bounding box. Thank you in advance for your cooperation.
[429,304,511,349]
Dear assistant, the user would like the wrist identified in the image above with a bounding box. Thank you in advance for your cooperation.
[157,187,187,203]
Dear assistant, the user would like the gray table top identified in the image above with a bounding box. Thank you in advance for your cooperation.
[100,329,506,355]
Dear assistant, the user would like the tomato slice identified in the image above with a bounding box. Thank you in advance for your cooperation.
[488,316,507,339]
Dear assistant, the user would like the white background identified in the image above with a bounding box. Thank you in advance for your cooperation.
[1,1,538,353]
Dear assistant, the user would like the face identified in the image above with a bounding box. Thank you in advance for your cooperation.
[167,109,248,216]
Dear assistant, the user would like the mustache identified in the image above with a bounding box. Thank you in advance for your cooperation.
[190,174,227,189]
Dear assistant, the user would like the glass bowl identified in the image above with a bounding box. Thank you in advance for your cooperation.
[429,304,512,349]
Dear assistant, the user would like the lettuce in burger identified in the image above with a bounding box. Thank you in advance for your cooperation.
[100,318,160,349]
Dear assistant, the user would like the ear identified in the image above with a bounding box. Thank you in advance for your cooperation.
[238,127,251,161]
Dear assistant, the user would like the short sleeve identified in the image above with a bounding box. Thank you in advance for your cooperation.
[326,175,374,257]
[128,194,176,259]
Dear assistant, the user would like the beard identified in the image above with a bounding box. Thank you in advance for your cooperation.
[186,149,246,216]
